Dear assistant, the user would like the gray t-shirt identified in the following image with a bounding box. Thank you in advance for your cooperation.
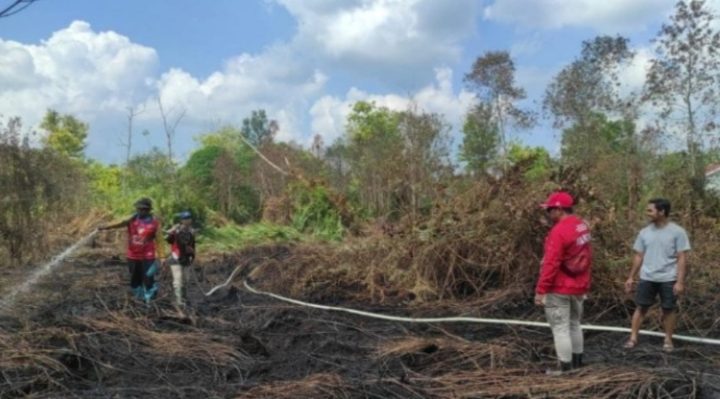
[633,222,691,282]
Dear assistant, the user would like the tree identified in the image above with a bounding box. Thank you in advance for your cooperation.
[324,138,350,192]
[465,51,535,166]
[157,97,186,161]
[507,142,552,181]
[644,0,720,199]
[460,103,500,176]
[1,117,85,264]
[341,101,451,219]
[397,106,452,222]
[213,150,259,223]
[345,101,404,215]
[120,106,144,194]
[561,113,648,215]
[241,109,278,148]
[40,109,89,159]
[126,148,175,189]
[544,36,634,129]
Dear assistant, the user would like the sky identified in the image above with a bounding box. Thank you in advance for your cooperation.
[0,0,695,164]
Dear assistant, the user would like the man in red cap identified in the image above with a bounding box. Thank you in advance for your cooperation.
[535,191,592,375]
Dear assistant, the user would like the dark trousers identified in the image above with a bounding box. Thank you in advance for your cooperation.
[127,259,158,301]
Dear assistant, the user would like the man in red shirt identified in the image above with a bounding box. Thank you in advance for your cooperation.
[100,198,164,303]
[534,191,592,375]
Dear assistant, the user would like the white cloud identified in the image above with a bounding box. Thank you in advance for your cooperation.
[0,20,157,126]
[276,0,480,87]
[484,0,673,33]
[617,46,652,97]
[0,21,329,160]
[0,2,484,161]
[310,68,476,144]
[147,45,328,145]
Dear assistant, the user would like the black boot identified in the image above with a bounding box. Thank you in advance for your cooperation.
[545,361,572,376]
[572,353,583,369]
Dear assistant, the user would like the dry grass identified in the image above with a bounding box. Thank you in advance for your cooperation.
[240,373,348,399]
[78,312,248,367]
[406,367,684,399]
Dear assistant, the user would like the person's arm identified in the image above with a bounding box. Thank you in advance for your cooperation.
[626,231,646,293]
[535,229,563,305]
[674,228,691,296]
[625,252,643,294]
[674,251,688,296]
[99,217,131,231]
[154,221,165,260]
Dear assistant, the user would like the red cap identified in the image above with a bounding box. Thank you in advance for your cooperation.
[540,191,574,209]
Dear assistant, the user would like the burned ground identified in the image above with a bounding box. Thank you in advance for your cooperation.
[0,244,718,399]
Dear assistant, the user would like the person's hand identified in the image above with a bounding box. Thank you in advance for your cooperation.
[534,294,545,306]
[673,281,685,296]
[624,278,634,294]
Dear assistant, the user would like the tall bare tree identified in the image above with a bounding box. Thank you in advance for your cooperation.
[545,36,644,218]
[119,106,144,193]
[465,51,535,169]
[644,0,720,198]
[157,97,186,162]
[544,36,634,129]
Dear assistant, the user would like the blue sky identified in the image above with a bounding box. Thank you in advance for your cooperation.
[0,0,685,163]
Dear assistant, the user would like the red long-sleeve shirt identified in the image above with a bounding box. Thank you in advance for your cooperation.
[536,215,592,295]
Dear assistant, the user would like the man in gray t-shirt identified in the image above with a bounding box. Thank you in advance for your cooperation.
[624,198,690,352]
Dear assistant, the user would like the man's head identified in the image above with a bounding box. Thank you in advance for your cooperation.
[541,191,574,223]
[134,197,152,216]
[646,198,671,223]
[177,211,192,226]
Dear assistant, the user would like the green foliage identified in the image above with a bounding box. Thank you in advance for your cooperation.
[198,223,302,252]
[126,148,175,188]
[561,113,635,165]
[347,101,401,143]
[86,161,123,208]
[290,183,344,241]
[40,110,89,159]
[460,104,500,175]
[183,145,223,185]
[187,127,261,223]
[507,142,552,181]
[241,109,277,147]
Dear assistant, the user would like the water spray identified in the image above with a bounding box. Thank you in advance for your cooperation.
[0,229,99,310]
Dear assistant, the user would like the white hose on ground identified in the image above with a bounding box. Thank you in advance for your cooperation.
[204,265,720,346]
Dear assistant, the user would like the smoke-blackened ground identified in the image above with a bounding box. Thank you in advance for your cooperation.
[0,244,718,398]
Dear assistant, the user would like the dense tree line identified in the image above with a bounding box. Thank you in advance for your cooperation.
[3,0,720,266]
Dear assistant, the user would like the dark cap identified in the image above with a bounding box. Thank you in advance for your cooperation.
[134,197,153,209]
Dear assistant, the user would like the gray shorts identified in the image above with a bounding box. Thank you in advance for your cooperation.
[635,280,677,311]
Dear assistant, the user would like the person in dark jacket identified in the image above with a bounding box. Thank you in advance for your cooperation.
[164,211,196,307]
[535,191,592,375]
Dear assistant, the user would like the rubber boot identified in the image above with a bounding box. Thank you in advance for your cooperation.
[545,361,572,376]
[144,283,158,304]
[572,353,584,369]
[131,286,144,300]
